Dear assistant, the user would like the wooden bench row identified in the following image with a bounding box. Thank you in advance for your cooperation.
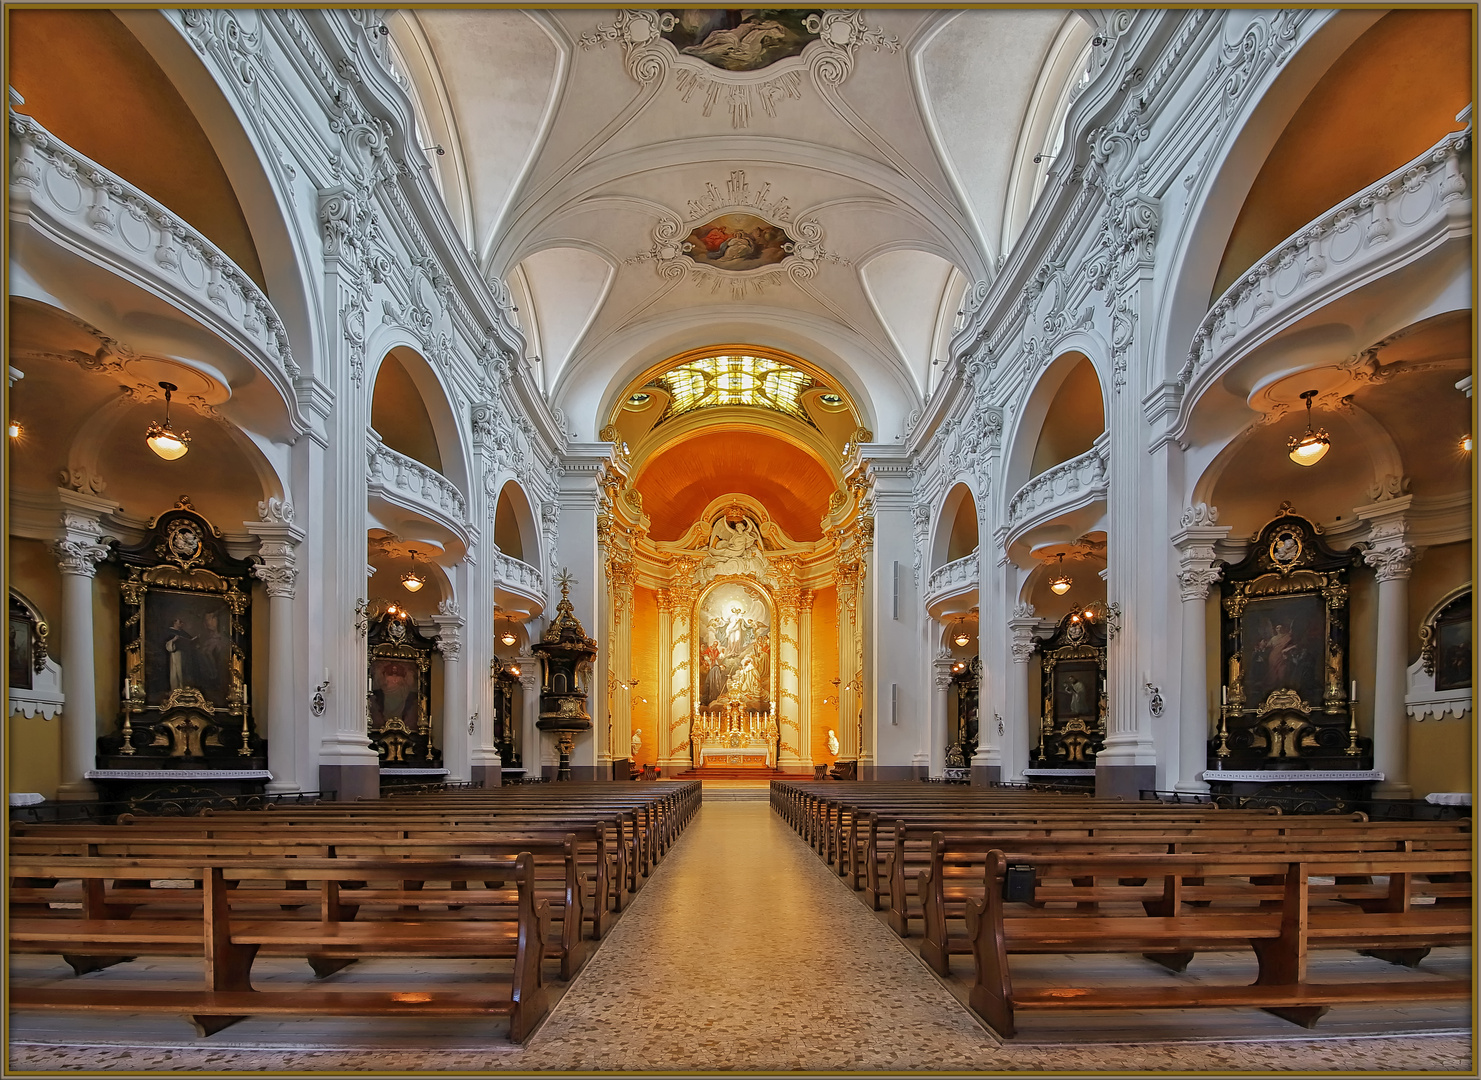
[769,780,1472,1037]
[10,782,701,1041]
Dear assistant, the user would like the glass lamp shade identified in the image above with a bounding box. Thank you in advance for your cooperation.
[1050,576,1072,595]
[145,422,190,460]
[501,631,518,646]
[401,571,425,592]
[953,631,971,647]
[1287,432,1330,466]
[7,420,20,439]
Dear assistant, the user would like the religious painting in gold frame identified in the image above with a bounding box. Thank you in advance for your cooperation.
[106,497,259,766]
[1215,504,1364,769]
[692,578,776,714]
[366,610,440,768]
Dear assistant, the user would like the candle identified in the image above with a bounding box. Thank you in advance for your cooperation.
[122,675,130,701]
[1351,679,1358,702]
[368,675,374,694]
[1221,685,1227,705]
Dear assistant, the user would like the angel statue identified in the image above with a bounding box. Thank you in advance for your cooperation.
[703,514,769,580]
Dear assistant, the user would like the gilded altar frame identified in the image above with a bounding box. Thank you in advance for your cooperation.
[1033,610,1108,767]
[109,497,258,764]
[1215,505,1365,768]
[367,611,440,767]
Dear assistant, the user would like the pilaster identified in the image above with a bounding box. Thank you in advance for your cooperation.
[1171,506,1229,793]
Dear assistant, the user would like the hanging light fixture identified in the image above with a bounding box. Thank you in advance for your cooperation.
[401,548,426,592]
[1050,552,1073,595]
[952,619,971,648]
[1287,390,1330,466]
[145,382,191,460]
[500,629,517,647]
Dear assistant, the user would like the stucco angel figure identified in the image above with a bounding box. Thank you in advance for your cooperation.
[703,515,769,579]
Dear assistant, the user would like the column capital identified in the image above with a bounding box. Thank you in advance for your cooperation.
[933,654,956,691]
[1355,502,1414,582]
[247,517,303,599]
[1172,516,1230,602]
[55,488,117,577]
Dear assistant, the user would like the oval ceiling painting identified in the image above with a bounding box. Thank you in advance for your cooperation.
[685,214,792,272]
[661,10,823,72]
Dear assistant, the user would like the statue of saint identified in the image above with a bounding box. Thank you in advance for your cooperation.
[631,727,642,759]
[826,728,840,757]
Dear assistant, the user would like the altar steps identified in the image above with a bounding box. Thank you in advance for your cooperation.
[669,767,790,780]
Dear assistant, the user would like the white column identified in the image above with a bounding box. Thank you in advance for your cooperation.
[1171,508,1229,794]
[835,558,863,761]
[434,602,469,783]
[53,491,116,800]
[517,650,540,779]
[1007,604,1040,780]
[248,511,305,794]
[1359,502,1414,799]
[930,652,954,777]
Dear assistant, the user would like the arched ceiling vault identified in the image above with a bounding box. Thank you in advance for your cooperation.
[396,7,1086,442]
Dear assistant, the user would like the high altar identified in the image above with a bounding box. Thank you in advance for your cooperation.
[595,461,872,774]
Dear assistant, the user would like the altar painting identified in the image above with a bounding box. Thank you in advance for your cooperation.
[144,589,236,708]
[1242,593,1325,709]
[696,581,772,711]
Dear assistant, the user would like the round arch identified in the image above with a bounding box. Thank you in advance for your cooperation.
[494,479,541,568]
[365,337,473,498]
[1000,348,1107,511]
[930,482,981,571]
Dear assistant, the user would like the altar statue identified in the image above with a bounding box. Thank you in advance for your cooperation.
[826,728,840,756]
[703,515,769,580]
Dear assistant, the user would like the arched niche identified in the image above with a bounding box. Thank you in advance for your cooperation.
[1002,351,1106,499]
[1211,10,1471,302]
[1022,535,1107,625]
[8,9,265,290]
[494,480,540,567]
[932,483,980,570]
[366,345,471,498]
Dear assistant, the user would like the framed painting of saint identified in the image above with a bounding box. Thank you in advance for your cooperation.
[694,580,773,712]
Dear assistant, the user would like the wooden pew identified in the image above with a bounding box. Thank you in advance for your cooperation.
[10,853,552,1041]
[11,830,592,980]
[916,829,1473,975]
[965,848,1472,1038]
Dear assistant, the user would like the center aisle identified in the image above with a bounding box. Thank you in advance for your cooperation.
[522,797,996,1070]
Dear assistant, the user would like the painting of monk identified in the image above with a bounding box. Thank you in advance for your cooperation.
[660,9,821,71]
[696,582,771,711]
[370,658,422,732]
[685,214,791,272]
[144,589,235,707]
[1243,594,1326,710]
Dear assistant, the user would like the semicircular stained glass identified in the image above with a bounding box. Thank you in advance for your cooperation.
[648,354,824,427]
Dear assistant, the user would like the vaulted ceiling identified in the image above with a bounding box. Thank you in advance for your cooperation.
[388,8,1091,443]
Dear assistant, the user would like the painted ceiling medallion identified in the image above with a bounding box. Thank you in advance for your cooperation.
[579,10,901,129]
[629,172,844,298]
[660,10,822,72]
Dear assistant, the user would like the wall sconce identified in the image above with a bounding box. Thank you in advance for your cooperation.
[1049,552,1072,595]
[1287,390,1330,466]
[401,549,425,592]
[1461,434,1472,453]
[145,381,190,460]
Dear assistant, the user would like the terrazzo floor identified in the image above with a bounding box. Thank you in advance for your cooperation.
[8,794,1473,1076]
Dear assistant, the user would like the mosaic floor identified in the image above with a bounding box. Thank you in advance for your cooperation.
[8,795,1472,1076]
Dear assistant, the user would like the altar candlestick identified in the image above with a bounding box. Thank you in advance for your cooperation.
[1351,679,1358,703]
[1221,685,1227,705]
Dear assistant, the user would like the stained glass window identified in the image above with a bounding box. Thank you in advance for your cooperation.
[648,354,822,426]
